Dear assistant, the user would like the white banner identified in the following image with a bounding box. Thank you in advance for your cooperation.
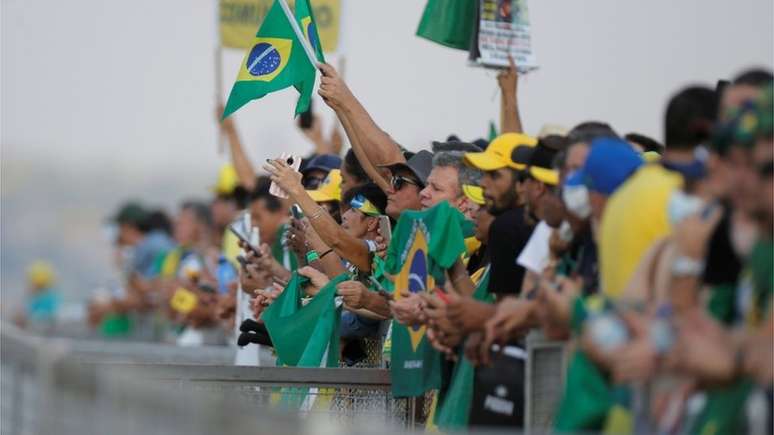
[474,0,538,72]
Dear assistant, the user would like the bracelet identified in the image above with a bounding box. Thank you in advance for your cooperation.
[306,250,320,263]
[320,248,334,259]
[309,206,326,221]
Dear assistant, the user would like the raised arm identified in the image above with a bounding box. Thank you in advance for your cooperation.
[317,64,404,185]
[498,57,523,134]
[264,159,373,272]
[337,105,392,192]
[217,106,257,190]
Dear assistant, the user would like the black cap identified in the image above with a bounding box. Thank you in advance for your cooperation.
[432,141,483,153]
[301,154,342,175]
[511,146,534,169]
[112,202,147,225]
[380,150,434,187]
[528,144,559,170]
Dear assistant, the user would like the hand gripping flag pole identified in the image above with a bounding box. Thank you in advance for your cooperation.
[277,0,321,68]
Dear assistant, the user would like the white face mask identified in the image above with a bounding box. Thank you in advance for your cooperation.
[730,214,759,259]
[667,190,705,226]
[563,184,591,219]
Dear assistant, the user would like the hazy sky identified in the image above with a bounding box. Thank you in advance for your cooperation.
[2,0,772,306]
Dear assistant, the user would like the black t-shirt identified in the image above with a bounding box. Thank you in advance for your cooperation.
[703,205,742,286]
[487,207,534,296]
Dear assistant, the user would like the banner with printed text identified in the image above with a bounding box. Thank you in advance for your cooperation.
[220,0,341,53]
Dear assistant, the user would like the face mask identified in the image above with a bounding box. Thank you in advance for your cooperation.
[562,184,591,219]
[730,215,759,259]
[667,190,705,225]
[558,220,574,243]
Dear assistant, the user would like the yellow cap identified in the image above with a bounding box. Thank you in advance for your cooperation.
[307,169,342,203]
[529,167,560,186]
[213,164,239,195]
[464,133,537,171]
[462,185,485,205]
[27,261,55,288]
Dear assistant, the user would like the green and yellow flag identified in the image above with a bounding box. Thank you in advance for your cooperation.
[385,201,469,397]
[222,0,323,118]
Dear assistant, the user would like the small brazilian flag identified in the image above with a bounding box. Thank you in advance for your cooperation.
[222,0,324,119]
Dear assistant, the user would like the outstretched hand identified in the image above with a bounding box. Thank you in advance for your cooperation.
[497,56,519,97]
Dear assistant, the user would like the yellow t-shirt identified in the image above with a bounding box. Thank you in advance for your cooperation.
[599,164,683,298]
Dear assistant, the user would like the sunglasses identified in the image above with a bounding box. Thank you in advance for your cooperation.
[303,176,325,190]
[390,175,421,191]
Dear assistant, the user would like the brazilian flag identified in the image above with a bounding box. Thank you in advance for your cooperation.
[222,0,324,119]
[385,202,469,397]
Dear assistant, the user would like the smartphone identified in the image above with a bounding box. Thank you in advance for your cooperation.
[291,204,304,220]
[228,213,261,255]
[297,100,314,130]
[378,216,392,243]
[269,154,302,199]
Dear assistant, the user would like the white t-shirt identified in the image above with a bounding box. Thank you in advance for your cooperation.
[516,221,552,274]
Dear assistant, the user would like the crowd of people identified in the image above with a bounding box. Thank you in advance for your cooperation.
[75,58,772,433]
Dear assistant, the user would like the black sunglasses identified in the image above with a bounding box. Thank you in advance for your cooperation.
[303,176,325,190]
[390,175,421,191]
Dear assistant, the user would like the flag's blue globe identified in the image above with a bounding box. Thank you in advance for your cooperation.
[407,251,427,294]
[246,42,282,76]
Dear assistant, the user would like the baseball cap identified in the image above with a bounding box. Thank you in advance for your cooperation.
[432,141,483,153]
[212,164,239,196]
[307,169,342,203]
[380,150,434,187]
[576,137,643,195]
[462,185,485,205]
[27,261,55,288]
[537,124,569,138]
[526,144,560,186]
[301,154,342,175]
[112,202,147,225]
[464,133,537,171]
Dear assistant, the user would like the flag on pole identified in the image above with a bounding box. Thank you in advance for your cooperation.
[221,0,322,118]
[292,0,325,115]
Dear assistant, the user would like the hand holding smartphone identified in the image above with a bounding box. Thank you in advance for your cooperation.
[228,212,261,255]
[269,153,302,199]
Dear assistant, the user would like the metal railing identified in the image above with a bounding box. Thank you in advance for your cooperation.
[1,323,567,435]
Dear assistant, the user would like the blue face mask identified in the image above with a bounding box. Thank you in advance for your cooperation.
[667,190,705,225]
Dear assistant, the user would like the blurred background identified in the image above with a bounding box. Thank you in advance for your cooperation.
[2,0,773,312]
